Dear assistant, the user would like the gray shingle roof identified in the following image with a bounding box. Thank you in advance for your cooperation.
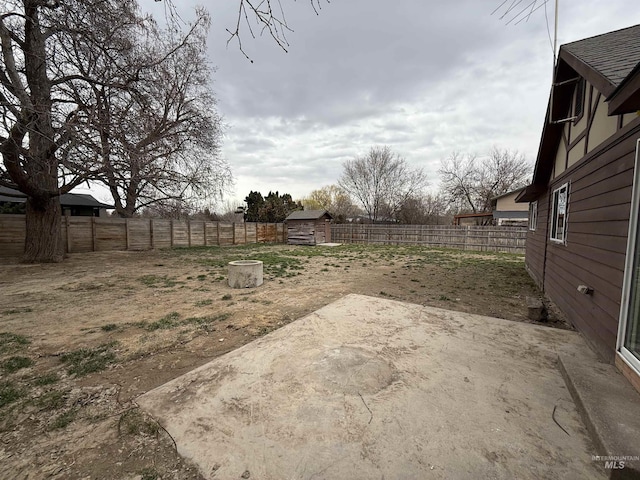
[0,186,113,208]
[285,210,332,221]
[563,24,640,88]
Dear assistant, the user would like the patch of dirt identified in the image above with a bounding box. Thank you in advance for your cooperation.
[0,244,570,479]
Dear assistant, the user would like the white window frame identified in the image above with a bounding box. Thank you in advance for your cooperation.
[529,201,538,231]
[550,183,569,244]
[617,139,640,376]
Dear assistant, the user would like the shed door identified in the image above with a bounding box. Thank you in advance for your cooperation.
[619,138,640,374]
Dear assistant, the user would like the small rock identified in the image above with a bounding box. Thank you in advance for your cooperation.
[219,338,224,342]
[241,470,251,479]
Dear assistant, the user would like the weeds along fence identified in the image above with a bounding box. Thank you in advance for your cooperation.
[330,224,527,254]
[0,215,286,257]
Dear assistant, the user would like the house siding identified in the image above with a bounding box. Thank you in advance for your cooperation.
[525,191,549,290]
[542,121,640,361]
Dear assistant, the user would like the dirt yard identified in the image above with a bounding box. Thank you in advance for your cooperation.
[0,243,568,479]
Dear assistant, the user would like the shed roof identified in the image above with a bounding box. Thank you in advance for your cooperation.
[285,210,332,221]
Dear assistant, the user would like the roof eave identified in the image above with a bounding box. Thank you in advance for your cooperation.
[515,185,546,203]
[559,49,617,98]
[608,65,640,115]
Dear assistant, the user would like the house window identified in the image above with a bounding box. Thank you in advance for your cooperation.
[529,201,538,231]
[550,183,569,243]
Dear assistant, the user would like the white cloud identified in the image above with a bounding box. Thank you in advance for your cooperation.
[142,0,640,208]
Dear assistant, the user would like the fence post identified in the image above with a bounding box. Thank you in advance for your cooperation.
[232,222,236,245]
[150,219,155,249]
[170,220,174,247]
[65,215,71,253]
[91,216,96,252]
[187,220,192,247]
[125,218,130,250]
[203,221,207,246]
[244,222,247,244]
[216,222,220,246]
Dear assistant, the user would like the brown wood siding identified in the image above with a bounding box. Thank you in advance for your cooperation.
[525,191,549,289]
[541,123,640,361]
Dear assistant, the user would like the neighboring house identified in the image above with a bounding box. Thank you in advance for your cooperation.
[0,186,113,217]
[452,212,494,226]
[285,210,333,245]
[490,188,529,226]
[516,24,640,392]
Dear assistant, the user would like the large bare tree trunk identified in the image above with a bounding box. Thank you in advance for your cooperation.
[24,196,63,263]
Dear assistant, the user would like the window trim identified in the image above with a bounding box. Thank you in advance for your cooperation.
[573,78,585,125]
[550,182,569,244]
[529,201,538,231]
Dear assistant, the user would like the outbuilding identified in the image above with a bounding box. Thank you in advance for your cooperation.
[285,210,333,245]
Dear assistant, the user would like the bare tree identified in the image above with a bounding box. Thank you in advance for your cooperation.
[339,146,429,223]
[226,0,328,60]
[0,1,231,262]
[93,11,231,217]
[396,193,451,225]
[439,147,531,214]
[0,0,149,262]
[302,184,361,223]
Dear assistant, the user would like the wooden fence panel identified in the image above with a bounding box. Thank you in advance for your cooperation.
[218,223,234,246]
[246,223,257,244]
[0,215,285,259]
[0,214,25,257]
[234,223,246,245]
[330,224,526,253]
[190,221,205,247]
[171,221,189,247]
[67,217,93,253]
[128,219,151,250]
[204,222,218,246]
[95,217,127,251]
[151,220,171,248]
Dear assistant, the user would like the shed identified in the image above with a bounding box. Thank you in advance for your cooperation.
[285,210,333,245]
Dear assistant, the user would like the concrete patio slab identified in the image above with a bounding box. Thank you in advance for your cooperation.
[559,354,640,479]
[138,294,605,480]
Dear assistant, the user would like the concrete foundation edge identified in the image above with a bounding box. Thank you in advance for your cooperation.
[558,355,640,480]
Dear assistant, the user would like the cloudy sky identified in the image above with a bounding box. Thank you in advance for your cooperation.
[127,0,640,209]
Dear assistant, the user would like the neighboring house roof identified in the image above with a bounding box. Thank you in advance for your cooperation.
[0,186,113,209]
[285,210,332,221]
[490,187,525,202]
[517,24,640,202]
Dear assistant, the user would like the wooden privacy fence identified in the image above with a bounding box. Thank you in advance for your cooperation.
[330,224,527,253]
[0,215,286,257]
